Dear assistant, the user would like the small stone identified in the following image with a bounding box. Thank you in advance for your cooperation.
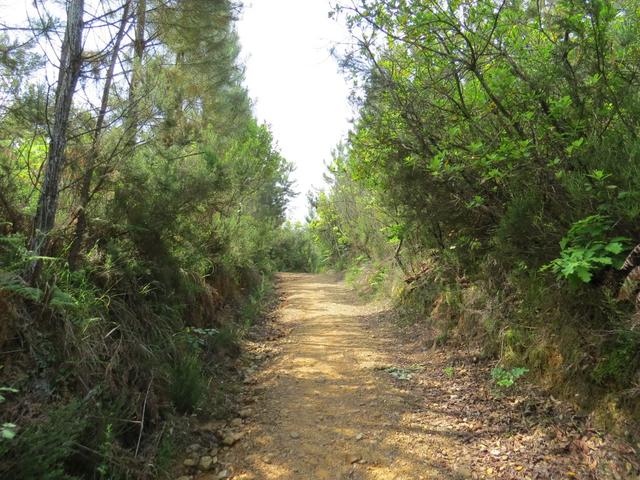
[222,431,244,446]
[175,476,192,480]
[199,420,224,433]
[238,408,253,418]
[209,448,219,457]
[183,458,197,467]
[217,469,231,479]
[355,433,364,441]
[186,443,201,453]
[349,455,361,464]
[199,456,214,471]
[263,454,273,464]
[230,418,243,428]
[290,432,300,439]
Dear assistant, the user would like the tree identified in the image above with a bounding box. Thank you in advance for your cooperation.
[27,0,85,282]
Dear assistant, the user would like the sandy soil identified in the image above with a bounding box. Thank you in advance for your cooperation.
[216,273,639,480]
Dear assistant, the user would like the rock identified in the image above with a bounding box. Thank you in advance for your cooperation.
[263,454,273,464]
[289,432,300,439]
[222,431,244,446]
[186,443,202,453]
[238,407,253,418]
[217,469,231,479]
[230,418,243,428]
[349,455,361,464]
[198,420,225,433]
[175,476,192,480]
[355,433,364,441]
[183,458,198,467]
[209,447,219,457]
[199,456,214,471]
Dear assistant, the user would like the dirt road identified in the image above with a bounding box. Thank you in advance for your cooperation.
[219,273,639,480]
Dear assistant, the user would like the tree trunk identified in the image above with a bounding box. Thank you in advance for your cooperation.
[68,0,131,270]
[27,0,85,283]
[125,0,146,150]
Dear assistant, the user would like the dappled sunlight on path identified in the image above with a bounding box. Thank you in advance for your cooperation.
[225,273,469,480]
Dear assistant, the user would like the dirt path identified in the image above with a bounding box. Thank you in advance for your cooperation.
[215,273,639,480]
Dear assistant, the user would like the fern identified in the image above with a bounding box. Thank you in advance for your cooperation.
[0,272,42,301]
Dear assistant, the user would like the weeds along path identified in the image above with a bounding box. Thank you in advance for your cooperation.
[219,273,638,480]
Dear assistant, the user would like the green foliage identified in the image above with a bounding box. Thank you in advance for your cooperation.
[369,265,387,291]
[167,353,206,414]
[1,424,17,441]
[491,367,529,389]
[591,332,640,386]
[542,216,629,284]
[0,386,18,404]
[240,275,273,329]
[154,431,177,475]
[443,366,454,378]
[270,223,321,272]
[96,424,113,479]
[0,401,87,479]
[0,387,18,441]
[312,0,640,432]
[0,0,296,474]
[378,364,424,381]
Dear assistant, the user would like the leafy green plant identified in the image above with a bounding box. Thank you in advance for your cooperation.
[182,327,220,350]
[0,423,17,441]
[0,386,17,404]
[0,387,18,441]
[96,423,113,479]
[542,215,629,284]
[443,366,454,378]
[377,364,425,381]
[491,367,529,388]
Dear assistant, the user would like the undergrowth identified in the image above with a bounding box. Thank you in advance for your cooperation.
[335,251,640,439]
[0,232,279,478]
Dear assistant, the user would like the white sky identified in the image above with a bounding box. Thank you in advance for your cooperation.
[236,1,353,221]
[0,0,354,222]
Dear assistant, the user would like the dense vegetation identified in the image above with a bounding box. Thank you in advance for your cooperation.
[3,0,640,476]
[311,0,640,436]
[0,0,299,477]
